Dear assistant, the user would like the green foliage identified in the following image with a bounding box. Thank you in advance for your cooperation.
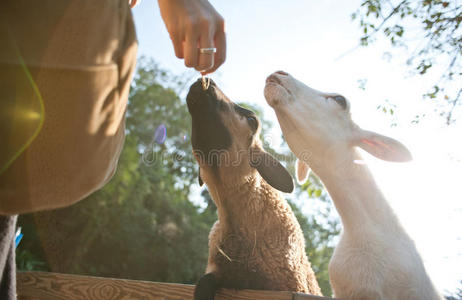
[376,99,398,127]
[15,215,49,272]
[446,280,462,299]
[293,175,341,296]
[17,58,340,296]
[353,0,462,124]
[16,248,47,271]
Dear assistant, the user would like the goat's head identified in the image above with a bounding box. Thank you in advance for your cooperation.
[186,79,293,194]
[264,71,412,180]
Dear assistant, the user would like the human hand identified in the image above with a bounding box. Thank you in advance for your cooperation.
[158,0,226,75]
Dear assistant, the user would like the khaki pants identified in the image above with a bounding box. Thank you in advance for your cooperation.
[0,0,138,215]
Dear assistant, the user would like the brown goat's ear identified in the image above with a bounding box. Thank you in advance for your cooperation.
[198,168,204,186]
[249,148,294,193]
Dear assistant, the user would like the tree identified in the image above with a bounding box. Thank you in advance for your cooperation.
[353,0,462,124]
[446,280,462,300]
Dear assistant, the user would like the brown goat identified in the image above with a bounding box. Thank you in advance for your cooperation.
[186,79,322,300]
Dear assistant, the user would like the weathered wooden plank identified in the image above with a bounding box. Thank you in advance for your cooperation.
[293,292,337,300]
[17,272,334,300]
[18,272,194,300]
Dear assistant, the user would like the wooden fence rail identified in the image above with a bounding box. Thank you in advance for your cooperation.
[17,272,335,300]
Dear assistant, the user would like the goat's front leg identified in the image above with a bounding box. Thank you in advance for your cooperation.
[194,273,218,300]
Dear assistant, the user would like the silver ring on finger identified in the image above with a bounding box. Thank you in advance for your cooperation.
[199,47,217,54]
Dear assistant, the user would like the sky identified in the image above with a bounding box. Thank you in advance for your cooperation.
[132,0,462,294]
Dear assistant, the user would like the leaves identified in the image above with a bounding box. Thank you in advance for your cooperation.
[445,280,462,299]
[357,78,368,90]
[353,0,462,124]
[376,99,398,127]
[426,85,441,99]
[16,248,47,271]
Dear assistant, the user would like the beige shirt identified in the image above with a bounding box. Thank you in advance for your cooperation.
[0,0,138,214]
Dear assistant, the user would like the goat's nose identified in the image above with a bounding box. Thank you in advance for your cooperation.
[187,79,207,107]
[188,78,215,98]
[191,79,203,90]
[190,78,216,92]
[275,70,289,76]
[266,74,282,85]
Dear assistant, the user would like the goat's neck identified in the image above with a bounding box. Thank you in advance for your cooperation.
[210,175,280,231]
[313,149,400,235]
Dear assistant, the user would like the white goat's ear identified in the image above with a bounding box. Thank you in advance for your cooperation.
[249,148,294,193]
[295,159,310,184]
[357,130,412,162]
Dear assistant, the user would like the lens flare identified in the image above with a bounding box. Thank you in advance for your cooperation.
[154,124,167,144]
[0,51,45,175]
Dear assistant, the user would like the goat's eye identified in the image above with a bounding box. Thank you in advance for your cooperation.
[247,116,258,131]
[332,95,347,110]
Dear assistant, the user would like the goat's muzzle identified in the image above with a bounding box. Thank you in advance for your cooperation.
[186,78,232,164]
[186,78,218,111]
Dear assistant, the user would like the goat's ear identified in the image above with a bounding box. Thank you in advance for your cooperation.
[295,159,310,184]
[356,130,412,162]
[198,168,204,186]
[249,148,294,193]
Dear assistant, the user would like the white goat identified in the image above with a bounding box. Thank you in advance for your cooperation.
[264,71,443,300]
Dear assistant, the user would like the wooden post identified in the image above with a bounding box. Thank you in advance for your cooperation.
[17,272,335,300]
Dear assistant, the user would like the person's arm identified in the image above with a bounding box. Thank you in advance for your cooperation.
[157,0,226,74]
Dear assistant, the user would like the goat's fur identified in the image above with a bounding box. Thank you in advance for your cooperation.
[206,176,320,293]
[264,71,443,300]
[186,79,322,300]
